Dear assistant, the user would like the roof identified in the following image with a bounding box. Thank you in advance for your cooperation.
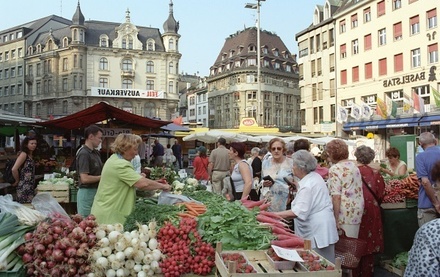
[36,102,171,130]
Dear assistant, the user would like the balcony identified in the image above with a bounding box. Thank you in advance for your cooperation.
[25,74,33,84]
[121,69,135,78]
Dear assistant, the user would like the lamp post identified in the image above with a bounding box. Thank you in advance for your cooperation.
[245,0,265,126]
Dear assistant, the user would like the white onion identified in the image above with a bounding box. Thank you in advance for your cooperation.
[148,238,158,250]
[140,224,149,234]
[99,237,110,247]
[123,232,132,243]
[138,271,147,277]
[133,250,145,264]
[106,269,116,277]
[131,238,140,248]
[92,250,102,261]
[108,254,116,263]
[123,268,130,276]
[114,241,127,252]
[134,264,143,273]
[108,231,121,243]
[125,259,135,270]
[111,260,122,270]
[96,257,109,269]
[138,233,149,243]
[143,253,153,264]
[130,230,139,239]
[114,223,124,232]
[106,224,115,232]
[101,246,112,257]
[139,241,148,250]
[142,264,150,272]
[124,247,134,258]
[150,260,159,270]
[147,269,155,276]
[96,229,107,240]
[87,273,96,277]
[148,221,156,231]
[116,268,125,277]
[151,249,161,261]
[148,229,156,239]
[115,251,126,262]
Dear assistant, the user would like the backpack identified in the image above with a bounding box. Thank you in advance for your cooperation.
[3,158,17,183]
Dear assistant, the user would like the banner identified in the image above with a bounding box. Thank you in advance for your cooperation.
[385,95,397,118]
[412,90,425,113]
[376,97,387,119]
[402,93,413,114]
[350,103,362,120]
[432,86,440,108]
[337,106,348,124]
[361,102,372,119]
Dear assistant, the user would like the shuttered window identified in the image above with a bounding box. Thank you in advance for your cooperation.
[377,1,385,17]
[364,34,372,50]
[379,58,387,76]
[341,70,347,85]
[352,66,359,82]
[394,53,403,72]
[393,22,402,40]
[365,62,372,79]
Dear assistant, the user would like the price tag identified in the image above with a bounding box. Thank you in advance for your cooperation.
[271,245,304,262]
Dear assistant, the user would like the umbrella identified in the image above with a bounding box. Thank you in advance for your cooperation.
[142,132,176,139]
[160,123,191,132]
[183,130,248,143]
[246,135,278,143]
[309,136,356,146]
[282,135,312,143]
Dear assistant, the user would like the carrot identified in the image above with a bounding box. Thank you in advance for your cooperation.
[187,210,199,216]
[178,212,195,218]
[258,203,271,211]
[256,214,288,227]
[184,203,199,215]
[271,238,304,248]
[259,210,284,220]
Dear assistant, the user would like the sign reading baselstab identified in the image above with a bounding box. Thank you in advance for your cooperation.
[90,87,165,99]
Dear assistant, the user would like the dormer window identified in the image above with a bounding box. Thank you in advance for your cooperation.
[147,39,155,51]
[46,39,53,51]
[63,37,69,47]
[263,47,268,54]
[229,50,234,58]
[238,46,244,54]
[273,48,279,56]
[36,44,42,53]
[249,45,256,52]
[27,46,33,55]
[274,62,280,69]
[99,35,109,47]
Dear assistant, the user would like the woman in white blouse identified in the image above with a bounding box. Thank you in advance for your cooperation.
[274,150,339,262]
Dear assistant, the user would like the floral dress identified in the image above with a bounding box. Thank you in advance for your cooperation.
[327,160,364,225]
[17,154,35,203]
[261,157,293,212]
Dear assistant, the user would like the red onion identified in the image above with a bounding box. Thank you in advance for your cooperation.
[76,247,87,258]
[67,257,76,265]
[16,244,26,255]
[22,253,33,263]
[47,260,56,269]
[35,243,46,253]
[86,214,96,221]
[65,247,77,258]
[50,267,61,277]
[52,249,65,262]
[24,232,34,241]
[24,243,34,254]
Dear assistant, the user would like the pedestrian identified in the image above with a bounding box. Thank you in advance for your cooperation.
[171,140,183,169]
[75,125,104,218]
[415,131,440,227]
[229,142,258,201]
[193,146,209,184]
[151,139,164,167]
[208,138,231,195]
[326,139,364,238]
[274,150,338,263]
[163,143,175,167]
[247,147,260,164]
[11,136,38,203]
[138,136,147,165]
[354,146,385,277]
[91,134,171,224]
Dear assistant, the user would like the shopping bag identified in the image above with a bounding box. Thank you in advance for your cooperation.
[335,229,367,269]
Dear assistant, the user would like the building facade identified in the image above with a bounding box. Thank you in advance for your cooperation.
[207,27,301,131]
[297,0,439,137]
[0,2,181,121]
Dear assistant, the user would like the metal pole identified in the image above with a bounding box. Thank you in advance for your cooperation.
[257,0,262,126]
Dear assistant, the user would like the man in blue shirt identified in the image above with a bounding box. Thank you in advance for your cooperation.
[416,132,440,227]
[151,139,164,167]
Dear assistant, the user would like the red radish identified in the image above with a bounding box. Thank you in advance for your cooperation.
[256,214,288,227]
[258,202,271,210]
[270,225,294,236]
[275,234,300,240]
[271,238,304,248]
[259,210,284,220]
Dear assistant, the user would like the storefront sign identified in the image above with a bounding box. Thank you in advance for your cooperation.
[90,87,165,99]
[383,72,425,88]
[102,128,132,137]
[240,117,258,127]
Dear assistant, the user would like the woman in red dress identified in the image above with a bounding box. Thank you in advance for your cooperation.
[353,145,385,277]
[193,146,209,183]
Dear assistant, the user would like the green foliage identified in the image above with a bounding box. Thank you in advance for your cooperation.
[149,166,179,184]
[392,252,408,268]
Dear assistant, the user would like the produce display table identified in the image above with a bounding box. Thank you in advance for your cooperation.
[381,207,418,259]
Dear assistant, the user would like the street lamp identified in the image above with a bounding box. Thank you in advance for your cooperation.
[245,0,265,126]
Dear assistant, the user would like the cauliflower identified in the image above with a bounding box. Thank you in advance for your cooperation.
[185,178,198,186]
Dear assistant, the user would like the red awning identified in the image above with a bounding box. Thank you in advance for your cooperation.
[36,102,171,130]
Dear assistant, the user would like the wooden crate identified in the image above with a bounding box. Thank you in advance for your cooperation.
[380,260,405,277]
[37,184,69,203]
[381,202,406,209]
[215,250,342,277]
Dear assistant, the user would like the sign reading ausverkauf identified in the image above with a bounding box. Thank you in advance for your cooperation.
[90,87,165,99]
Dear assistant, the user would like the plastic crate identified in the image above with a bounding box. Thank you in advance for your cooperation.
[70,187,78,203]
[0,266,25,277]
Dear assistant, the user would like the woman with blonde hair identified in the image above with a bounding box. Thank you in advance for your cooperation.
[91,134,171,224]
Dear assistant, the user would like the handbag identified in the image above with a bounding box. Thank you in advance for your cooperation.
[335,229,367,269]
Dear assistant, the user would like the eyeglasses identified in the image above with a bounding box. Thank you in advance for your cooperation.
[271,147,283,152]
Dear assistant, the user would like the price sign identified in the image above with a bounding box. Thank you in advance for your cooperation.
[102,128,132,137]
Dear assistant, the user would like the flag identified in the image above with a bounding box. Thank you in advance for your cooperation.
[361,102,372,119]
[173,115,183,125]
[412,90,425,113]
[432,86,440,107]
[402,93,413,114]
[350,103,362,120]
[337,106,348,124]
[376,97,387,119]
[385,95,397,118]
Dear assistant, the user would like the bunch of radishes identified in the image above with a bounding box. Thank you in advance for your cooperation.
[17,213,98,276]
[89,221,162,277]
[157,217,216,276]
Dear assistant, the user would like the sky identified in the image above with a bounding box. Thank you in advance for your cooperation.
[1,0,322,76]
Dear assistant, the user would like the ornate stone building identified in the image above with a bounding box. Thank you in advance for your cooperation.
[207,27,300,131]
[0,1,181,121]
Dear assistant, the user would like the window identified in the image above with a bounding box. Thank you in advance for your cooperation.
[377,1,385,17]
[122,79,133,89]
[0,53,2,62]
[379,58,387,75]
[351,14,358,28]
[274,62,280,70]
[11,85,15,95]
[364,34,372,50]
[73,76,77,89]
[339,20,346,33]
[36,82,41,95]
[146,61,154,73]
[393,0,401,10]
[63,78,68,91]
[428,43,438,63]
[17,84,22,94]
[4,69,8,78]
[169,38,174,50]
[341,70,347,85]
[352,39,359,54]
[352,66,359,82]
[410,16,420,35]
[73,55,77,68]
[273,49,279,56]
[4,87,8,96]
[411,48,421,67]
[340,44,347,58]
[5,51,9,61]
[17,48,22,58]
[427,9,437,29]
[11,67,15,77]
[247,58,256,66]
[128,37,133,49]
[168,81,173,93]
[393,22,402,40]
[122,59,132,71]
[63,58,68,71]
[11,50,15,59]
[100,35,108,47]
[0,70,2,79]
[99,77,108,88]
[146,80,154,90]
[169,62,173,73]
[378,28,386,46]
[63,37,69,47]
[147,39,155,51]
[394,53,403,72]
[17,66,22,76]
[62,101,68,114]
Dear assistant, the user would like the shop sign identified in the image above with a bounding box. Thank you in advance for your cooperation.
[90,87,165,99]
[240,117,257,127]
[383,72,425,88]
[386,123,409,128]
[102,128,132,137]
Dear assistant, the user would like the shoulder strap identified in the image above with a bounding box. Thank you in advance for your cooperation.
[361,175,381,205]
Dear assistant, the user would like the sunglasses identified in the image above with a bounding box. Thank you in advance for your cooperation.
[271,147,283,152]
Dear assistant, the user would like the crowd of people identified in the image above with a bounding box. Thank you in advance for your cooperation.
[7,124,440,276]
